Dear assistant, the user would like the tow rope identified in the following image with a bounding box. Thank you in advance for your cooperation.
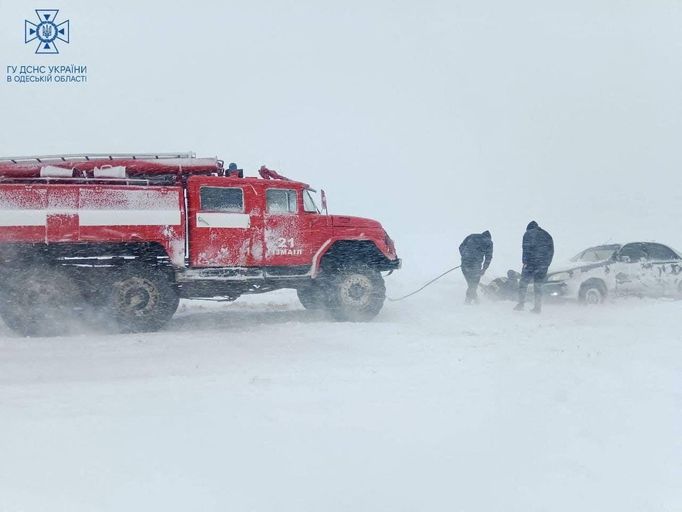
[387,265,461,302]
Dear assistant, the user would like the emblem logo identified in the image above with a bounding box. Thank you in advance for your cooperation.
[25,9,70,54]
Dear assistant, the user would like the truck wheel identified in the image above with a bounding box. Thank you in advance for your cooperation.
[326,267,385,321]
[579,280,606,305]
[109,265,179,333]
[296,282,327,310]
[0,267,83,337]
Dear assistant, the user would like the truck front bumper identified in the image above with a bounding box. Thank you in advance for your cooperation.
[383,257,402,272]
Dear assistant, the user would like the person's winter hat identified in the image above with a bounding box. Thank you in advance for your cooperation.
[526,221,538,230]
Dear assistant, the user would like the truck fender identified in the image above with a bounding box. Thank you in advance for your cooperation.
[310,237,391,278]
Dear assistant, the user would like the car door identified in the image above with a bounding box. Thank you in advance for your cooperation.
[187,177,257,268]
[638,243,681,297]
[613,243,648,295]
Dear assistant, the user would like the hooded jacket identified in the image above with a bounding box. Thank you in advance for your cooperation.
[459,231,493,271]
[522,221,554,269]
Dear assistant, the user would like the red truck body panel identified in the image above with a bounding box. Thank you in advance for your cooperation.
[0,184,186,265]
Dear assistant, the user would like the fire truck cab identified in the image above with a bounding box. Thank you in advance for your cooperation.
[0,153,400,336]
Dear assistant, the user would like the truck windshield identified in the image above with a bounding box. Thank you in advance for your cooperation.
[303,189,319,213]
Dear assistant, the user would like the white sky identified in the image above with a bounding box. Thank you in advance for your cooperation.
[1,0,681,275]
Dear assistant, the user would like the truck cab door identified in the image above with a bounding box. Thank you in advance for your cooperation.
[187,177,257,268]
[260,187,313,269]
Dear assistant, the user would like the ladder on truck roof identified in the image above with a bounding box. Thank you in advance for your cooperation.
[0,152,197,164]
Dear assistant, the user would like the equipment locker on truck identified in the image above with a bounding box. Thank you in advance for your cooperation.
[0,153,400,336]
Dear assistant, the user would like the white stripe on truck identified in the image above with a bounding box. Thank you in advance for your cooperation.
[0,210,47,226]
[196,212,250,228]
[0,209,181,226]
[79,209,181,226]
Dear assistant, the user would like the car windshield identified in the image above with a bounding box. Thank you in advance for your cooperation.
[303,189,320,213]
[570,244,620,263]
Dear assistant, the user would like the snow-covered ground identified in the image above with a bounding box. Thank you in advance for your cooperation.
[2,0,681,509]
[1,277,680,512]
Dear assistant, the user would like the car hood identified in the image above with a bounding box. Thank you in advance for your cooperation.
[548,259,613,277]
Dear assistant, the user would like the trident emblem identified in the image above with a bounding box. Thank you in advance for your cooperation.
[25,9,70,54]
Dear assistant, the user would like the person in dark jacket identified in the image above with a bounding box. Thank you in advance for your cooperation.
[459,230,493,304]
[515,221,554,313]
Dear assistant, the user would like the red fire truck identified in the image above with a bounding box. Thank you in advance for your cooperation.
[0,153,400,336]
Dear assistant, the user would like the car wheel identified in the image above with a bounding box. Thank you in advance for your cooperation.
[579,280,606,305]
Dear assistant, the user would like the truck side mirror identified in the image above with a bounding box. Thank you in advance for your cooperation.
[321,189,328,215]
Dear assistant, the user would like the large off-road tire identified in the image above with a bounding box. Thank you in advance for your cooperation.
[108,265,179,333]
[326,266,386,322]
[579,279,606,305]
[0,266,84,337]
[296,282,327,310]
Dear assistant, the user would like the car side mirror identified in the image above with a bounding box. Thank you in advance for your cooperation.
[620,255,631,263]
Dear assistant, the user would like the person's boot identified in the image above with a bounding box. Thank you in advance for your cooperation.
[515,286,528,311]
[531,291,542,313]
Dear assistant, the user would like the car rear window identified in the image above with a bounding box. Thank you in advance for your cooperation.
[645,243,678,261]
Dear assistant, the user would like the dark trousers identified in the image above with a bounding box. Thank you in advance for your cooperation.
[518,266,548,308]
[462,266,481,302]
